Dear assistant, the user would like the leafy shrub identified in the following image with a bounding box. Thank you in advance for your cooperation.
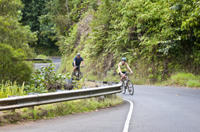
[29,64,70,93]
[0,65,71,98]
[0,44,33,83]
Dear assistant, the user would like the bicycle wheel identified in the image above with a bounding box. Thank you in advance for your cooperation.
[127,80,134,95]
[71,71,76,80]
[78,72,83,80]
[73,71,80,80]
[121,81,126,94]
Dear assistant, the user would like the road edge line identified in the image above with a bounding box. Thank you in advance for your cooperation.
[122,98,133,132]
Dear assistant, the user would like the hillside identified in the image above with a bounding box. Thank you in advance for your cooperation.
[57,0,200,83]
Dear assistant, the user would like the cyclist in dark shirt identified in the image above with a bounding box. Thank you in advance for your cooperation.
[72,53,84,72]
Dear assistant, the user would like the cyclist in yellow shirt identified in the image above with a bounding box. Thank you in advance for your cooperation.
[118,57,133,80]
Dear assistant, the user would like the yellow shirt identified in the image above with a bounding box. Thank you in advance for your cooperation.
[117,62,127,73]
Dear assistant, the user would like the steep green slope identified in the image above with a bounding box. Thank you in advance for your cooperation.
[57,0,200,83]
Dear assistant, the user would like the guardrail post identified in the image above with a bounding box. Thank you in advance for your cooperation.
[11,109,16,113]
[29,106,36,119]
[97,96,105,101]
[104,94,113,98]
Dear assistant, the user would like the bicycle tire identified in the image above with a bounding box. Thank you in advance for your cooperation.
[127,80,134,95]
[72,70,82,80]
[78,72,83,80]
[121,81,126,94]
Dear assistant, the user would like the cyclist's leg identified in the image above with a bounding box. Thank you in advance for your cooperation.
[77,65,80,72]
[72,63,76,72]
[119,72,122,80]
[72,63,78,76]
[119,72,124,81]
[121,72,127,80]
[120,72,127,94]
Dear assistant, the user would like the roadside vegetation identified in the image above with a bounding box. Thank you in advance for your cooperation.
[162,73,200,88]
[0,65,69,99]
[0,95,122,126]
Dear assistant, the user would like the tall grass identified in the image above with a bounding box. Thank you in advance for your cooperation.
[0,81,26,98]
[166,73,200,88]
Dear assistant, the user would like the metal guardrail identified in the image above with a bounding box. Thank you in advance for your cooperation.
[0,84,121,111]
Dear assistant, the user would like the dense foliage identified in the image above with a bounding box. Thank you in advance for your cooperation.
[21,0,59,55]
[59,0,200,82]
[30,64,69,92]
[0,44,32,83]
[0,0,36,55]
[0,0,36,83]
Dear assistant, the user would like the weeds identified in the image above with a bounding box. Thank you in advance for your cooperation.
[165,72,200,88]
[0,81,26,98]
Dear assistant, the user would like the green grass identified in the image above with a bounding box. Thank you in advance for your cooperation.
[0,81,26,98]
[186,80,200,87]
[0,95,123,126]
[165,72,200,88]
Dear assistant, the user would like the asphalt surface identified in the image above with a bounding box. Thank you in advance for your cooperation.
[34,57,61,71]
[125,85,200,132]
[1,85,200,132]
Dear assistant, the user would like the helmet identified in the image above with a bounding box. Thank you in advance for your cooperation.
[77,53,80,56]
[121,57,126,61]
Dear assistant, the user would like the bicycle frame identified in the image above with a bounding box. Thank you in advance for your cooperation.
[72,67,82,80]
[121,74,129,88]
[121,73,129,82]
[120,72,134,95]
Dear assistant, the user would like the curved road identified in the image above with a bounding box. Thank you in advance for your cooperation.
[34,57,61,71]
[0,85,200,132]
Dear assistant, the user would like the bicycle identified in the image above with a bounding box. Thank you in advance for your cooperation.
[120,73,134,95]
[72,66,83,80]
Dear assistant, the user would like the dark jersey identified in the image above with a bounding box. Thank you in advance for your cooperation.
[73,56,83,66]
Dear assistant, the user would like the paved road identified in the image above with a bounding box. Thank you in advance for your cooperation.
[1,85,200,132]
[34,57,61,71]
[124,85,200,132]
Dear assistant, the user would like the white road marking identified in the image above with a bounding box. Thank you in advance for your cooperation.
[123,98,133,132]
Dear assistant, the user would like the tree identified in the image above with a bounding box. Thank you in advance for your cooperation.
[0,0,36,56]
[0,0,36,83]
[0,44,32,83]
[21,0,59,55]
